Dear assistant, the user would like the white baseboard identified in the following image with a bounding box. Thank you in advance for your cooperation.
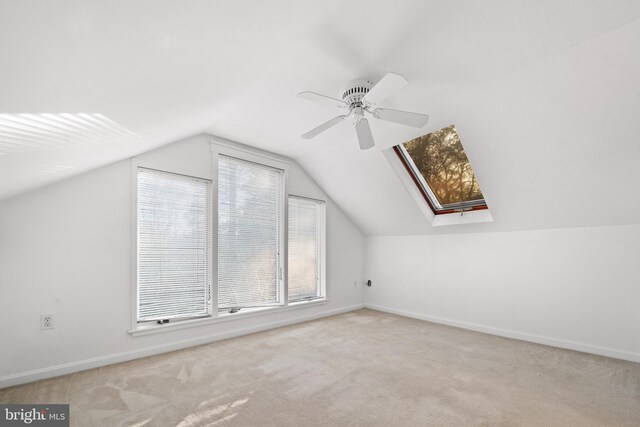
[365,303,640,364]
[0,304,364,389]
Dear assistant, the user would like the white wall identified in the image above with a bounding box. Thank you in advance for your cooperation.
[365,225,640,362]
[2,132,638,388]
[0,134,366,387]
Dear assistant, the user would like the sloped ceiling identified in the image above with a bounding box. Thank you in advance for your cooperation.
[1,0,639,235]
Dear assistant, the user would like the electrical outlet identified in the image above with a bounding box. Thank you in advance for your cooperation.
[40,314,54,330]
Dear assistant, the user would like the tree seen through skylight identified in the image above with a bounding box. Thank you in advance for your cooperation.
[403,125,484,207]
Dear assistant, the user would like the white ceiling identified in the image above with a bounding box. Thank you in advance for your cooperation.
[1,0,640,235]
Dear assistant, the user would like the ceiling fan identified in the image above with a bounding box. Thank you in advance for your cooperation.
[297,72,429,150]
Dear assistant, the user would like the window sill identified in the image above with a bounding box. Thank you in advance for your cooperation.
[128,298,329,337]
[431,209,493,226]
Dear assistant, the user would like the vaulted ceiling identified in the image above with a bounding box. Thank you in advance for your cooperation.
[2,0,639,235]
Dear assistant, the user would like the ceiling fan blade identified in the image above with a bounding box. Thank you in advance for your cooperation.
[371,108,429,128]
[362,72,408,105]
[297,91,348,109]
[355,118,375,150]
[301,115,347,139]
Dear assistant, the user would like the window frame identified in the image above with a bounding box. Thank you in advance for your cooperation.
[131,159,215,332]
[129,141,329,336]
[135,167,213,323]
[216,152,286,313]
[287,194,327,304]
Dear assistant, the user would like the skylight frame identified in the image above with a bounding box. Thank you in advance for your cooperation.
[392,143,488,216]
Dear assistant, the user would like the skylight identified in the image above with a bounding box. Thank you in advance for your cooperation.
[393,125,488,215]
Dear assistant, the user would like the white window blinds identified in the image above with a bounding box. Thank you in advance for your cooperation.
[218,155,284,311]
[288,196,324,302]
[136,168,211,322]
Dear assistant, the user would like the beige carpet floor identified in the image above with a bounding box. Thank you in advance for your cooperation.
[1,309,639,426]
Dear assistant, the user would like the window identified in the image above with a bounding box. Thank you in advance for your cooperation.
[393,125,488,214]
[136,168,212,323]
[131,143,329,335]
[288,196,325,303]
[217,155,285,312]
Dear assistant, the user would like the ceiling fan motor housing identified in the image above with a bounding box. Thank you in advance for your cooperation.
[342,79,374,107]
